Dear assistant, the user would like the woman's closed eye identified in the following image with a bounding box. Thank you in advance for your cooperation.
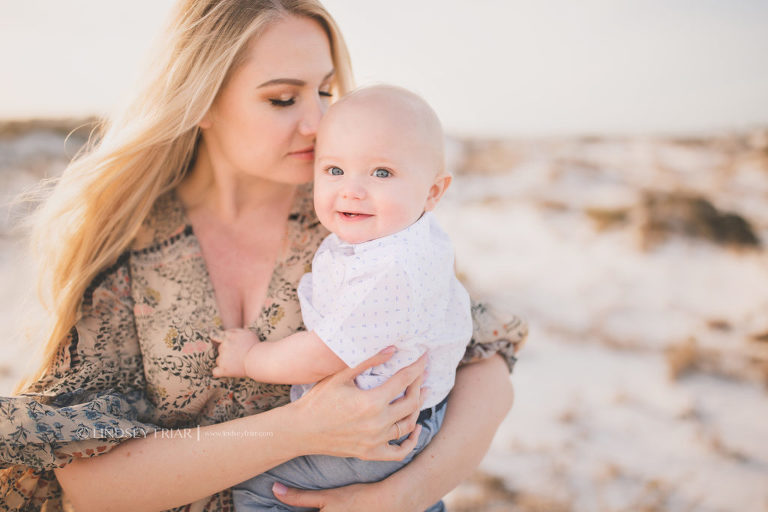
[271,90,332,107]
[269,97,295,107]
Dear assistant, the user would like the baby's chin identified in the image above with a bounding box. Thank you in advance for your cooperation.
[336,226,409,245]
[335,229,379,245]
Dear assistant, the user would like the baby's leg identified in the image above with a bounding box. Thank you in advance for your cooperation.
[233,404,447,511]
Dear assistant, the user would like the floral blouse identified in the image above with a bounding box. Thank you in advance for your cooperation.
[0,184,527,511]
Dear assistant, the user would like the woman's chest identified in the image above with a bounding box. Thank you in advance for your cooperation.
[126,187,328,426]
[198,224,284,330]
[128,234,306,426]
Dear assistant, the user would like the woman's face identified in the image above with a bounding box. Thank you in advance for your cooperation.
[199,16,334,185]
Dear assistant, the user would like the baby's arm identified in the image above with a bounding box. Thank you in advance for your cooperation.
[212,328,347,384]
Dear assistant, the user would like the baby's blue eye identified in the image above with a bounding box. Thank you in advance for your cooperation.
[328,167,344,176]
[373,168,391,178]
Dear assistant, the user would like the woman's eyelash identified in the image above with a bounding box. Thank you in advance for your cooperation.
[269,98,295,107]
[270,90,331,107]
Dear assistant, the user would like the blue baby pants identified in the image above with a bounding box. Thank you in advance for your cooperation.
[233,401,447,512]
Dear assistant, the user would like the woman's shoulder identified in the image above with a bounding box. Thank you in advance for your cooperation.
[131,189,191,253]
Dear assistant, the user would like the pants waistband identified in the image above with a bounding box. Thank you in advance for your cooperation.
[417,395,448,425]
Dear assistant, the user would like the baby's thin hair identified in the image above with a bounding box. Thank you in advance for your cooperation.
[330,84,446,173]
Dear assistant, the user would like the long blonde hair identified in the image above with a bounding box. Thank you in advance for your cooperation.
[18,0,353,392]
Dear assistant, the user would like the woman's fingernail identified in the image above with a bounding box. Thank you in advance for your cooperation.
[381,346,396,354]
[273,482,287,496]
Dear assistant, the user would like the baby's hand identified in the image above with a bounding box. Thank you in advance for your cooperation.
[211,328,260,379]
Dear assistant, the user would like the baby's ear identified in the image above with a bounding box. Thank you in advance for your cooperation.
[424,173,452,212]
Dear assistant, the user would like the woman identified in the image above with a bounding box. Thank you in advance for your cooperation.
[0,1,526,510]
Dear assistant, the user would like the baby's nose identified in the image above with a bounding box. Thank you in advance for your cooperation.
[341,182,366,199]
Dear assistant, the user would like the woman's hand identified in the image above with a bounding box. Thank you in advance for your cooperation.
[290,346,427,461]
[211,328,259,378]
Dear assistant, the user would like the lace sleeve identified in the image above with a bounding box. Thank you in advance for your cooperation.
[0,253,157,511]
[460,299,528,373]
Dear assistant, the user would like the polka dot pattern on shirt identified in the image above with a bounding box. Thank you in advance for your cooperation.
[292,212,473,409]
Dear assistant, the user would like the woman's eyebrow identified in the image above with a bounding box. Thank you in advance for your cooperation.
[257,70,335,89]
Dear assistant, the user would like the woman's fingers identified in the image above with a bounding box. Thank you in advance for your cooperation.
[373,352,427,404]
[273,481,382,511]
[385,387,425,440]
[390,405,421,440]
[338,346,397,382]
[295,348,428,461]
[272,482,328,508]
[381,424,422,461]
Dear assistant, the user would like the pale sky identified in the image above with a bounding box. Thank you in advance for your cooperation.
[1,0,767,136]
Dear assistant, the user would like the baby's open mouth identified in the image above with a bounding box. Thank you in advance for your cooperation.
[339,212,371,219]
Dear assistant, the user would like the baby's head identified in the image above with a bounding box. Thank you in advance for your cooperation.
[313,85,451,244]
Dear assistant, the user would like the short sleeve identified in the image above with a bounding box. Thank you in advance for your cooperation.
[309,263,416,368]
[0,254,158,511]
[461,299,529,373]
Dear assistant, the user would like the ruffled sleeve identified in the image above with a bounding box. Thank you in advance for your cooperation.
[460,299,528,373]
[0,253,158,511]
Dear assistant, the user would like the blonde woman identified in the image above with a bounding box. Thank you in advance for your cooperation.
[0,1,526,511]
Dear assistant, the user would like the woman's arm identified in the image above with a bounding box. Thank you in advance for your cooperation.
[383,353,513,510]
[273,353,514,511]
[54,349,426,512]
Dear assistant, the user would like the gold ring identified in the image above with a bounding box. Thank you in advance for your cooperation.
[395,422,402,439]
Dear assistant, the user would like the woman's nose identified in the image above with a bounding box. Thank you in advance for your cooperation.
[298,96,326,136]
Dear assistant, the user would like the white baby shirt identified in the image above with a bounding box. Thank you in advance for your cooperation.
[291,212,473,409]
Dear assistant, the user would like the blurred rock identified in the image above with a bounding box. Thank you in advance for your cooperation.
[706,319,732,331]
[637,191,760,249]
[0,117,99,139]
[747,129,768,154]
[454,138,529,175]
[666,332,768,387]
[584,205,631,231]
[445,471,569,512]
[665,337,699,380]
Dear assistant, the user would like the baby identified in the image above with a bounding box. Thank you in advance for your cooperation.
[213,85,472,512]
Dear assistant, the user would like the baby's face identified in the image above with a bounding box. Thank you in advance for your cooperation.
[313,98,443,244]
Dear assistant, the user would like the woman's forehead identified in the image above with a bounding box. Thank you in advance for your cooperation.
[241,16,333,80]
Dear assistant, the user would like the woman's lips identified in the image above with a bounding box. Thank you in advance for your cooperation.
[289,147,315,160]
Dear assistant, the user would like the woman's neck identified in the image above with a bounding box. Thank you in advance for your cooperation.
[179,144,297,224]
